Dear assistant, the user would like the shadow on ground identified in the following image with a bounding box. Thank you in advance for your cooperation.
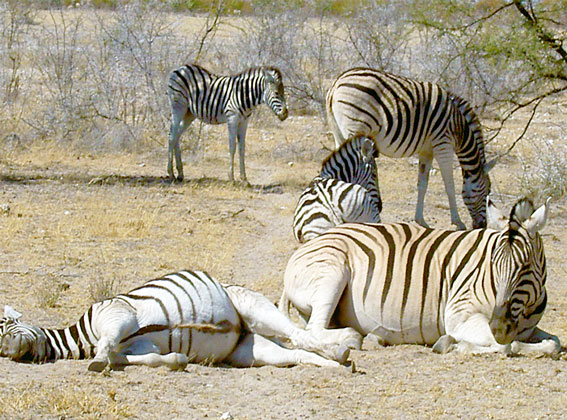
[0,172,284,194]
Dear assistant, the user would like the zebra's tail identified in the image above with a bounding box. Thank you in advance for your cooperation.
[278,291,291,317]
[325,85,345,149]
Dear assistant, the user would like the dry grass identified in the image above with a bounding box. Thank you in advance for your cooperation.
[3,107,567,418]
[0,381,133,419]
[2,7,567,419]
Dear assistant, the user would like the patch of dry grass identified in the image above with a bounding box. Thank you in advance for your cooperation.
[0,381,133,419]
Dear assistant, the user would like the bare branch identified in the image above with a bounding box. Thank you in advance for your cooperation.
[513,0,567,65]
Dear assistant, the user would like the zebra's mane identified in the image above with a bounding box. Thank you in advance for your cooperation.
[320,136,372,174]
[449,93,487,167]
[185,64,281,81]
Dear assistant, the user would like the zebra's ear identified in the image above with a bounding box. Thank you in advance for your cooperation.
[524,197,551,235]
[3,305,22,320]
[486,196,507,230]
[264,69,276,84]
[484,157,497,173]
[361,137,375,162]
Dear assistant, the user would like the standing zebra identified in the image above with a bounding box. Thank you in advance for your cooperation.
[293,136,382,243]
[280,197,560,356]
[326,67,494,229]
[167,64,288,182]
[0,270,345,371]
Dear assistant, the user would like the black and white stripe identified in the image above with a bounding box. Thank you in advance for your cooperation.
[326,67,493,229]
[0,271,241,367]
[293,136,381,243]
[281,197,559,355]
[1,270,344,370]
[167,64,288,182]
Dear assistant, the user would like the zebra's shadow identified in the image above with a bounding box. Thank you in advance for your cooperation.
[0,172,284,193]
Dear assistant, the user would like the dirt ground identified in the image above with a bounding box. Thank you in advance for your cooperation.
[2,112,567,420]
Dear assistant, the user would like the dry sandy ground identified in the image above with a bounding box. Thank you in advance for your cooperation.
[1,114,567,420]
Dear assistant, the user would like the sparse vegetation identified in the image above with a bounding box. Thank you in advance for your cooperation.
[1,1,566,199]
[1,1,567,419]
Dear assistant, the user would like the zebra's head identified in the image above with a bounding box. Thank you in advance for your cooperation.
[262,67,288,121]
[462,160,494,229]
[321,136,377,181]
[452,94,494,229]
[487,197,550,345]
[0,305,48,362]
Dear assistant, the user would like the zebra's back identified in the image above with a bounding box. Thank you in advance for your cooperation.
[327,68,456,157]
[293,136,381,243]
[168,64,231,124]
[293,177,380,242]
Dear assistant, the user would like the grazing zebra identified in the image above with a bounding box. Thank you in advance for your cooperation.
[167,64,288,182]
[293,136,382,243]
[326,67,494,230]
[280,197,560,356]
[0,270,345,371]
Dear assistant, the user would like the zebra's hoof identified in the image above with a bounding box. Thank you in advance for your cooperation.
[335,344,351,365]
[432,335,456,354]
[88,359,109,372]
[176,175,184,182]
[167,353,189,371]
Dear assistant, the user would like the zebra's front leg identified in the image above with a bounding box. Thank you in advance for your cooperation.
[415,152,432,228]
[237,119,249,183]
[435,313,512,355]
[111,339,189,371]
[227,119,238,182]
[513,327,561,355]
[435,144,466,230]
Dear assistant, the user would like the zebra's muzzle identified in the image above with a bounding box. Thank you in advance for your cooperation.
[489,303,518,345]
[277,107,288,121]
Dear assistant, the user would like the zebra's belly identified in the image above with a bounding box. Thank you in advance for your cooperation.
[337,295,444,346]
[374,134,429,159]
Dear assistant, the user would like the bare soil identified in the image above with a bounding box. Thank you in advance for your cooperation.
[1,114,567,420]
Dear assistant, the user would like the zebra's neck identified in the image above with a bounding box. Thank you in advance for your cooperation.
[231,68,265,109]
[38,316,96,361]
[450,98,487,170]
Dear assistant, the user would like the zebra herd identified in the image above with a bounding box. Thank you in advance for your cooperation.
[0,64,561,372]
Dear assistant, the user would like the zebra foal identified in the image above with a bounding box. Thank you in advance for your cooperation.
[167,64,288,182]
[0,270,343,371]
[280,197,559,356]
[293,136,381,243]
[326,67,494,229]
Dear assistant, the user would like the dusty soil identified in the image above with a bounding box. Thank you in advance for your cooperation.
[1,113,567,420]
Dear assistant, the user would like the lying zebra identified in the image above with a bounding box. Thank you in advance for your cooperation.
[293,136,381,243]
[0,270,346,371]
[281,197,560,356]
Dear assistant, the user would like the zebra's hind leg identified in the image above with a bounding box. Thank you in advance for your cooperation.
[435,144,466,230]
[168,107,194,181]
[225,284,343,364]
[226,333,340,368]
[87,300,140,372]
